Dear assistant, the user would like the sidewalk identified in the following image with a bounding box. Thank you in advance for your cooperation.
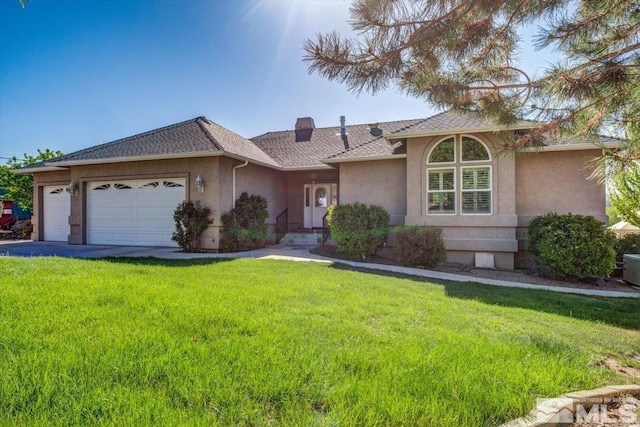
[1,240,638,298]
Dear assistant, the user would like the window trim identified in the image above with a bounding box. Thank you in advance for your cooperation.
[460,165,492,215]
[426,167,457,215]
[460,134,492,163]
[426,136,456,164]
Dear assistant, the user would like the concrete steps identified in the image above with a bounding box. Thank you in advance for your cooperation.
[279,232,324,246]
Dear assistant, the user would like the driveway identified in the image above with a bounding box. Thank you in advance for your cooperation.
[0,240,324,261]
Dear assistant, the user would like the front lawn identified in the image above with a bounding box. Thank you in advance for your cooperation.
[1,257,638,426]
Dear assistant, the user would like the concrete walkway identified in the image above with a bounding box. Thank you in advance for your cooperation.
[1,240,638,298]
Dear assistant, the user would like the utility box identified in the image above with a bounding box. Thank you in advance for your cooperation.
[623,254,640,286]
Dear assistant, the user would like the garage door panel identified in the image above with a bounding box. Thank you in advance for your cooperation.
[43,186,71,242]
[87,178,185,246]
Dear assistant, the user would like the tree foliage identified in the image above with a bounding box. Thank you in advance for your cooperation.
[528,213,616,278]
[220,192,269,252]
[0,149,63,211]
[327,202,390,260]
[172,201,211,252]
[610,164,640,227]
[304,0,640,175]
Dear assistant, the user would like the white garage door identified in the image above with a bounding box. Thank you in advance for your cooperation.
[87,178,186,246]
[43,185,71,242]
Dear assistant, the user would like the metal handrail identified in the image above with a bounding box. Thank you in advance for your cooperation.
[275,208,288,244]
[322,211,330,246]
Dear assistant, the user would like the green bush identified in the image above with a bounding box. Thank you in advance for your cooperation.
[220,192,269,252]
[614,233,640,263]
[528,213,616,278]
[327,202,389,260]
[394,225,447,268]
[172,201,211,252]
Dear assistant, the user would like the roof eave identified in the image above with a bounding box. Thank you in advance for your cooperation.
[43,151,286,171]
[45,151,225,167]
[384,123,539,140]
[324,154,407,164]
[280,164,336,171]
[12,165,70,174]
[524,141,621,152]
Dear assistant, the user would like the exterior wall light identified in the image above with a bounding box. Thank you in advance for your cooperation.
[195,175,205,194]
[68,181,79,197]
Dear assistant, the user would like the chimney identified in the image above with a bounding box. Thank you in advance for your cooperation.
[295,117,315,142]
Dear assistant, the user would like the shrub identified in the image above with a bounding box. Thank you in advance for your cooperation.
[220,192,269,252]
[172,201,211,252]
[614,233,640,263]
[528,213,616,278]
[394,225,447,268]
[327,202,389,260]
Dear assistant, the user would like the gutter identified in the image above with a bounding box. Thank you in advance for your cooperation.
[384,123,539,140]
[232,160,249,208]
[324,154,407,164]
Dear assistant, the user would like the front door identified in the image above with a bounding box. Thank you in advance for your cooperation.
[303,183,337,228]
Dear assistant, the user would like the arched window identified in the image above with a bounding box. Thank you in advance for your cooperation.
[426,135,492,215]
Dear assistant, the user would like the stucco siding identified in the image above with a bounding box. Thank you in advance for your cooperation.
[339,159,407,225]
[404,132,518,269]
[515,149,607,260]
[515,149,606,224]
[231,160,287,237]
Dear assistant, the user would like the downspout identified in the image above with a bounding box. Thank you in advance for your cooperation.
[232,160,249,208]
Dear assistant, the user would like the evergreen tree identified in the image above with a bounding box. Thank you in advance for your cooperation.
[304,0,639,177]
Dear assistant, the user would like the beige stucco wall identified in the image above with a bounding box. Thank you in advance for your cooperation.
[228,158,287,238]
[404,132,518,269]
[32,157,288,249]
[338,159,407,225]
[514,149,607,263]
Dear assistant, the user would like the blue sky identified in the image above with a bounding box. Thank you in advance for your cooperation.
[0,0,549,161]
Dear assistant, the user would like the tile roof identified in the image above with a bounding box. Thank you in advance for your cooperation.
[387,110,537,136]
[46,117,279,168]
[29,110,620,173]
[250,118,424,168]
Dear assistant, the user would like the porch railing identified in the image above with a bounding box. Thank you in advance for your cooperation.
[275,208,288,244]
[321,211,330,246]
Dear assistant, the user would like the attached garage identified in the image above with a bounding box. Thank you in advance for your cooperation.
[43,185,71,242]
[86,178,185,246]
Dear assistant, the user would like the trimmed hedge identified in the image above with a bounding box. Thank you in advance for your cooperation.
[220,192,269,252]
[327,202,389,260]
[394,225,447,268]
[614,233,640,263]
[528,213,616,278]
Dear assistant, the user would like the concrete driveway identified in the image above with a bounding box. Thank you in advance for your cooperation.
[0,240,325,261]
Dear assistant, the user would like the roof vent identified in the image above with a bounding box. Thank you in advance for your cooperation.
[369,122,382,137]
[295,117,315,142]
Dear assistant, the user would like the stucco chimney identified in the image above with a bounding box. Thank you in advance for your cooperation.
[295,117,315,142]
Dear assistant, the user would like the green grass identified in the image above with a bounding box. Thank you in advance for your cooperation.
[0,257,638,426]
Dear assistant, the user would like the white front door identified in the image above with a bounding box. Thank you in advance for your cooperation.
[43,185,71,242]
[303,183,337,228]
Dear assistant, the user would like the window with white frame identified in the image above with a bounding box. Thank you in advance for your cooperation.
[426,135,492,215]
